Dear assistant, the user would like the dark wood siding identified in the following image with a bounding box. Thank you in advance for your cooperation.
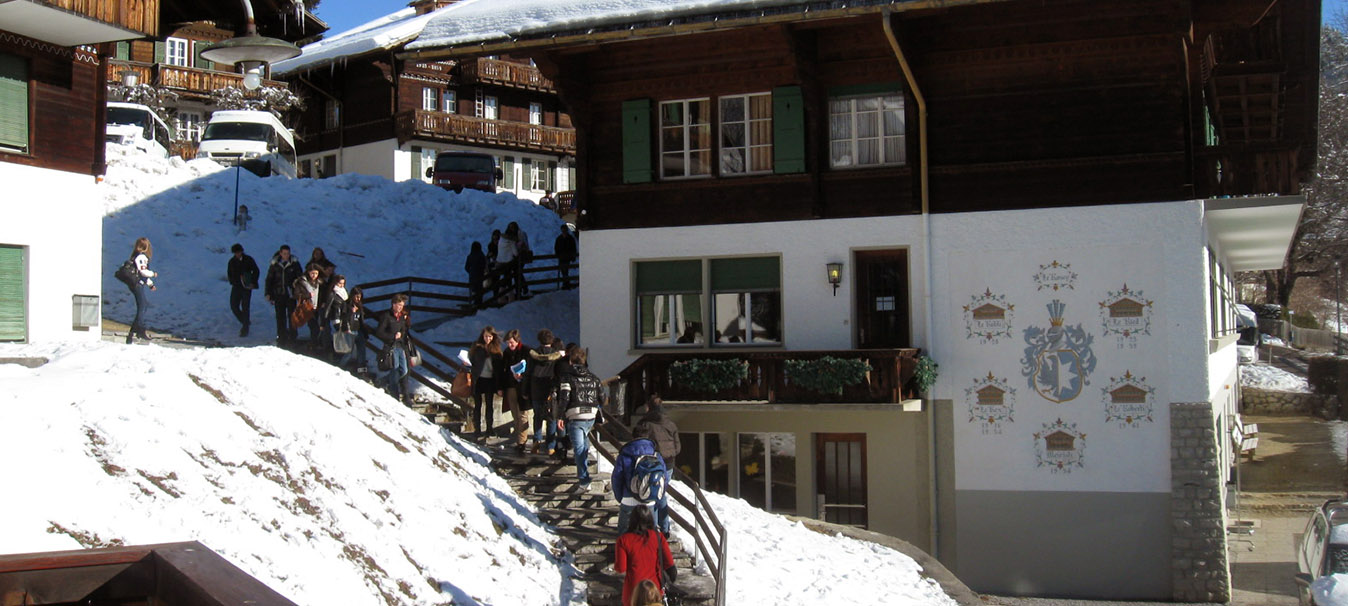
[0,32,101,176]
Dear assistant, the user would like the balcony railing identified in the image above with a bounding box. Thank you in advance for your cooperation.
[395,109,576,154]
[459,58,554,91]
[44,0,158,37]
[609,349,922,419]
[106,60,286,98]
[1194,145,1301,197]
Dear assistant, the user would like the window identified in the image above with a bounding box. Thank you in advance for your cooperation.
[483,95,498,120]
[529,102,543,125]
[829,93,905,168]
[324,100,340,130]
[0,53,29,153]
[739,433,796,514]
[176,112,204,142]
[165,38,190,67]
[659,98,711,179]
[422,87,438,111]
[719,93,772,175]
[634,256,780,348]
[529,159,548,191]
[636,260,704,346]
[443,90,457,114]
[677,433,730,495]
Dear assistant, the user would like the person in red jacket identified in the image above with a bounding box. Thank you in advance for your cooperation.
[614,505,673,606]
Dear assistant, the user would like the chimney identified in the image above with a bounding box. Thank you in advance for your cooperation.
[410,0,458,16]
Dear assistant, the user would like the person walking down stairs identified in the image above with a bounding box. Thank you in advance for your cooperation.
[553,347,605,491]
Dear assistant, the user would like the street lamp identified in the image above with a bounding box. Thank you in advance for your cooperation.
[198,0,301,90]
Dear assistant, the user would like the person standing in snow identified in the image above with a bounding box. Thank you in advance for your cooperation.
[465,241,486,309]
[292,264,325,351]
[496,226,519,302]
[614,505,673,606]
[125,237,157,344]
[553,346,604,491]
[321,274,350,361]
[468,325,504,442]
[637,395,679,536]
[553,224,577,289]
[374,294,412,403]
[505,221,531,298]
[227,243,259,338]
[500,329,531,452]
[308,246,336,280]
[264,245,302,345]
[335,286,368,373]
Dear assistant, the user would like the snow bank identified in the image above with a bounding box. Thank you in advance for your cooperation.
[1240,363,1311,393]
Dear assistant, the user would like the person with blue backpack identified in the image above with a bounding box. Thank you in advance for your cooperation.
[611,423,668,535]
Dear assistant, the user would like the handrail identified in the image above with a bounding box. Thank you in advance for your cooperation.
[591,388,728,606]
[356,254,578,315]
[359,317,472,419]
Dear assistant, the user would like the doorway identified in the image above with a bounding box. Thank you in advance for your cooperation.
[816,433,867,527]
[854,249,910,348]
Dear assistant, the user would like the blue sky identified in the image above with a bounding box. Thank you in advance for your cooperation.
[314,0,409,36]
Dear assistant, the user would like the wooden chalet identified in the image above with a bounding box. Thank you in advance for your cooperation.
[272,0,575,200]
[402,0,1318,600]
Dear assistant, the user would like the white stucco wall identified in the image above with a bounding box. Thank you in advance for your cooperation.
[0,162,103,343]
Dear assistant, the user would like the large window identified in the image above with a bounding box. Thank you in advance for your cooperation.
[739,432,796,514]
[719,93,772,175]
[676,433,731,495]
[634,256,781,348]
[165,38,190,67]
[0,53,29,153]
[660,98,711,179]
[422,87,437,111]
[529,159,547,191]
[829,93,905,168]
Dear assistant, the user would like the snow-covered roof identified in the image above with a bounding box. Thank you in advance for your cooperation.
[272,7,437,76]
[407,0,931,54]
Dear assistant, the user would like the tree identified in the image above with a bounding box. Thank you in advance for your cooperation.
[209,85,304,115]
[106,82,179,124]
[1254,25,1348,307]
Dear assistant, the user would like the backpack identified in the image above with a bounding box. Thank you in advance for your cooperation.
[628,453,666,504]
[114,259,138,286]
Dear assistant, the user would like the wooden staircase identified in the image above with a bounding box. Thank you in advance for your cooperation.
[483,438,716,605]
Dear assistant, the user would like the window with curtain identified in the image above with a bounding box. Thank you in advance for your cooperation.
[659,98,712,179]
[443,90,457,114]
[635,260,704,347]
[719,93,773,175]
[422,88,437,111]
[829,93,905,168]
[0,53,29,153]
[711,257,781,345]
[529,102,542,125]
[634,256,781,347]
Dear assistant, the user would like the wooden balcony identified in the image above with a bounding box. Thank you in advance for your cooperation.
[107,59,287,100]
[10,0,158,41]
[611,349,922,417]
[459,57,555,92]
[1194,144,1301,197]
[395,109,576,154]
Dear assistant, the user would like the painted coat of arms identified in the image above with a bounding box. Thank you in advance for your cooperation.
[1101,370,1155,428]
[965,372,1015,434]
[1033,260,1078,291]
[1034,418,1086,473]
[963,289,1014,344]
[1021,300,1097,403]
[1099,284,1153,347]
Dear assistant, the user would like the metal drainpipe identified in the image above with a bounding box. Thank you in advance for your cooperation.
[881,7,939,558]
[297,75,344,175]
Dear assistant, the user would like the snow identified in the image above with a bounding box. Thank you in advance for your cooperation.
[1240,362,1311,393]
[272,7,433,75]
[410,0,829,51]
[0,147,959,605]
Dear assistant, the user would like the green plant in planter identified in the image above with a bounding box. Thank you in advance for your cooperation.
[669,358,749,393]
[913,355,939,396]
[784,357,871,396]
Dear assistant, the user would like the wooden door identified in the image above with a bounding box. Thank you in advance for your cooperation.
[816,433,867,527]
[855,249,909,349]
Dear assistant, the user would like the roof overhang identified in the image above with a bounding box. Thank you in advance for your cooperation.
[0,0,146,45]
[1204,195,1305,272]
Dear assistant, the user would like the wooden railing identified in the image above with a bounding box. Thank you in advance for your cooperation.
[1194,145,1301,197]
[591,402,728,606]
[395,110,576,154]
[107,60,287,98]
[611,349,921,418]
[355,254,578,316]
[49,0,157,36]
[459,57,555,91]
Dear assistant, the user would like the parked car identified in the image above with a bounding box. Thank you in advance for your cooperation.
[425,151,501,193]
[195,110,297,178]
[1296,499,1348,605]
[105,102,173,158]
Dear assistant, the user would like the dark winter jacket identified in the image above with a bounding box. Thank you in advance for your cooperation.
[265,254,302,301]
[638,405,681,464]
[375,309,411,349]
[468,343,503,383]
[554,363,604,421]
[554,232,577,263]
[322,287,349,327]
[500,341,528,389]
[611,438,663,504]
[465,246,486,288]
[227,254,260,290]
[527,344,565,387]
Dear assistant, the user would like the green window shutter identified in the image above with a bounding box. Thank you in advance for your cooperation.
[503,156,515,189]
[193,41,213,71]
[711,257,780,291]
[153,41,166,64]
[621,99,652,184]
[547,160,557,192]
[773,86,805,174]
[635,260,701,294]
[115,42,130,60]
[0,54,28,153]
[0,246,26,342]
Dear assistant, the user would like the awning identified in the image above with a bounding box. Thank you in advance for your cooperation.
[1204,195,1304,272]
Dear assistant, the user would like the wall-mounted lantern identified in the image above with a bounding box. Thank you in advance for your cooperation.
[827,262,843,296]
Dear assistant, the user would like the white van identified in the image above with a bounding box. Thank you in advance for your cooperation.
[106,102,173,158]
[195,110,297,178]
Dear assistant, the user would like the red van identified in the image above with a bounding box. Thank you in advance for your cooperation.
[425,151,502,193]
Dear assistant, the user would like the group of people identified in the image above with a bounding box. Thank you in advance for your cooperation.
[464,222,578,309]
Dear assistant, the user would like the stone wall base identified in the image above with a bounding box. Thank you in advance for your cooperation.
[1170,402,1231,602]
